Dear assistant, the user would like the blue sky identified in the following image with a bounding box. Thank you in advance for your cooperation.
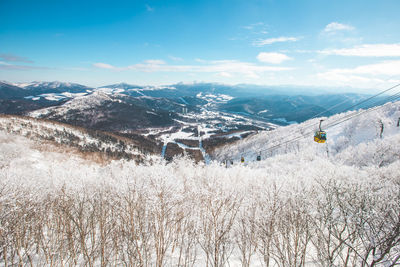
[1,0,400,91]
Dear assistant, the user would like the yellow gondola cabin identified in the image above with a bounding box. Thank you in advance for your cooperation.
[314,131,327,143]
[314,119,327,143]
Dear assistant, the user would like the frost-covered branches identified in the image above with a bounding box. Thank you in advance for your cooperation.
[1,154,399,266]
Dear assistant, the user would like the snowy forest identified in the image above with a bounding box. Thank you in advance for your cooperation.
[0,101,400,266]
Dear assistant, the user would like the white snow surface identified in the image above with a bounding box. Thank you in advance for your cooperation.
[196,92,234,104]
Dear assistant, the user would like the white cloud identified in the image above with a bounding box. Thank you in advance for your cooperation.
[168,55,184,61]
[327,60,400,76]
[242,25,254,30]
[242,22,265,30]
[93,63,116,69]
[241,22,268,35]
[93,59,293,79]
[143,59,166,65]
[0,53,33,63]
[216,72,233,78]
[317,60,400,88]
[253,36,299,46]
[257,52,292,64]
[195,58,207,63]
[0,61,48,70]
[187,60,293,78]
[323,22,354,33]
[319,44,400,57]
[317,72,388,87]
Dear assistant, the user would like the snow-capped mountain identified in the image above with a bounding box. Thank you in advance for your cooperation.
[0,81,32,99]
[0,81,71,114]
[99,82,141,90]
[18,81,93,93]
[0,81,92,103]
[98,83,179,97]
[3,80,388,126]
[0,81,94,111]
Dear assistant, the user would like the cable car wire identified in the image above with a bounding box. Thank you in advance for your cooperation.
[250,83,400,157]
[325,91,400,129]
[233,82,400,161]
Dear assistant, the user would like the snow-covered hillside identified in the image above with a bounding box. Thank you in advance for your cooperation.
[213,101,400,168]
[28,91,115,117]
[1,101,399,266]
[0,115,160,163]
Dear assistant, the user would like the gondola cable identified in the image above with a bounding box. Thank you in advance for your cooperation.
[252,82,400,156]
[235,84,400,162]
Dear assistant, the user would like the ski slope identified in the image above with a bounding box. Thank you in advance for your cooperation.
[213,101,400,168]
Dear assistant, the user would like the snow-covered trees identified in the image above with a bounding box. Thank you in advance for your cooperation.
[1,148,399,266]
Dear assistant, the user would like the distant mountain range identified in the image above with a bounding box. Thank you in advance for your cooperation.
[1,80,386,122]
[0,81,391,126]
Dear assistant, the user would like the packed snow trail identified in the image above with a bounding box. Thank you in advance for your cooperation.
[179,97,189,105]
[199,138,211,164]
[161,142,167,158]
[198,125,211,164]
